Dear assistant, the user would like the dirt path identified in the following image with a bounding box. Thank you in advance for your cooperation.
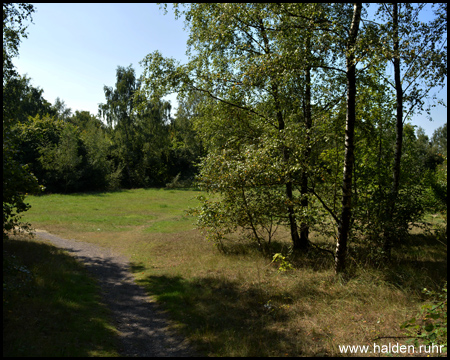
[33,229,196,357]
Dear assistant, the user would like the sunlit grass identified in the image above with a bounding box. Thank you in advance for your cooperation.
[19,189,447,356]
[24,189,200,234]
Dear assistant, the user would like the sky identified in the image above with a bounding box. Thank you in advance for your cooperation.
[13,3,447,137]
[14,4,187,116]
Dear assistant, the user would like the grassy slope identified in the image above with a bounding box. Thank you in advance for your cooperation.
[15,188,447,357]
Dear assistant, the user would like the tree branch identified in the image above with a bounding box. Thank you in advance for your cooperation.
[309,241,336,260]
[308,186,340,225]
[189,84,271,124]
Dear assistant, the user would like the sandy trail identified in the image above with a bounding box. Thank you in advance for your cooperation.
[33,229,196,357]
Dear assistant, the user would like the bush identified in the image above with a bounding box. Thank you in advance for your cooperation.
[3,133,44,240]
[401,282,447,353]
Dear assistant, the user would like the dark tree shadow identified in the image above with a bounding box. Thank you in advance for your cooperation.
[3,237,120,357]
[132,271,322,356]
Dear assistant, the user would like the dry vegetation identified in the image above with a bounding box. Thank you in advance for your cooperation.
[9,189,447,357]
[128,227,446,356]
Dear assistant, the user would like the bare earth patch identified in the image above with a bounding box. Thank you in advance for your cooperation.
[33,229,196,357]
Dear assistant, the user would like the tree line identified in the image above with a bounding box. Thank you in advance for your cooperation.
[3,3,203,239]
[3,3,447,274]
[6,66,203,194]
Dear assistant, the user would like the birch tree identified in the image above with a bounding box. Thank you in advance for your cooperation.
[141,4,330,250]
[334,3,362,274]
[373,3,447,255]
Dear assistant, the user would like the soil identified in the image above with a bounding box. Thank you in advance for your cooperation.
[33,229,197,357]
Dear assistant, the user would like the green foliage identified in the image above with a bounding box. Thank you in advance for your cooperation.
[374,4,447,118]
[3,135,43,239]
[422,143,447,215]
[272,252,294,272]
[38,123,83,193]
[78,119,113,191]
[3,3,44,239]
[105,164,124,191]
[194,134,302,252]
[7,63,203,195]
[99,65,141,188]
[402,125,447,215]
[351,121,446,257]
[147,4,347,251]
[401,282,447,352]
[15,115,73,192]
[14,114,115,193]
[167,91,206,180]
[99,64,200,189]
[51,97,72,121]
[3,3,35,84]
[146,4,447,270]
[432,123,447,158]
[430,156,448,212]
[188,195,233,251]
[3,74,55,125]
[69,110,105,130]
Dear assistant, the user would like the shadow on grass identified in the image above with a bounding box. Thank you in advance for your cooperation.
[36,187,202,197]
[162,187,202,192]
[215,238,335,272]
[133,272,311,356]
[35,188,140,197]
[30,230,196,357]
[387,259,447,292]
[401,230,447,248]
[386,233,447,293]
[347,231,447,293]
[3,237,119,357]
[217,231,446,294]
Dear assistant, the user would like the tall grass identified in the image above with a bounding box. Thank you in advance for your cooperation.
[18,189,447,357]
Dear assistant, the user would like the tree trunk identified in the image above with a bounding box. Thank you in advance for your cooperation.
[300,65,312,246]
[123,124,134,188]
[276,107,306,251]
[335,3,362,274]
[384,3,403,257]
[260,17,308,251]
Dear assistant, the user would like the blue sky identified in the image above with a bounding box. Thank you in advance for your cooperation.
[14,4,187,116]
[14,3,447,136]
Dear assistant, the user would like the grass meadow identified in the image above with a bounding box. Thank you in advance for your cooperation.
[4,188,447,357]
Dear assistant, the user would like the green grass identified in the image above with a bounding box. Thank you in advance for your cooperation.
[3,235,120,357]
[24,188,198,235]
[16,189,448,357]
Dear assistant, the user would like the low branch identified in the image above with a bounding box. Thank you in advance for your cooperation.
[189,84,271,123]
[309,241,335,261]
[310,64,347,74]
[308,187,340,225]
